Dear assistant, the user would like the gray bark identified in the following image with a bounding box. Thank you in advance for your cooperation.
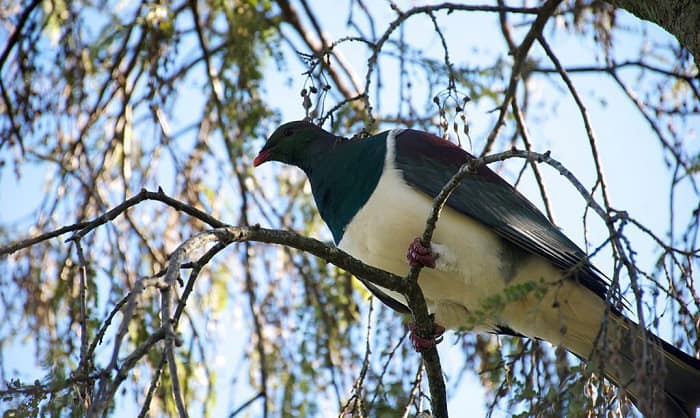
[607,0,700,66]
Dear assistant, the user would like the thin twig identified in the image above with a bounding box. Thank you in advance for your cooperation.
[229,392,265,418]
[137,355,168,418]
[362,2,542,132]
[0,0,40,151]
[73,238,92,410]
[537,34,612,209]
[0,0,42,68]
[496,1,555,223]
[0,187,225,256]
[532,60,700,99]
[482,0,563,155]
[511,93,556,223]
[339,297,375,418]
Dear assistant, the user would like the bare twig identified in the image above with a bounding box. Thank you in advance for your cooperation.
[482,0,563,155]
[0,0,42,70]
[532,60,700,99]
[339,297,375,418]
[0,78,23,152]
[73,238,92,410]
[402,363,426,418]
[160,231,224,418]
[137,355,167,418]
[362,2,542,132]
[497,0,555,223]
[0,187,225,256]
[275,0,359,99]
[229,392,265,418]
[537,34,612,209]
[511,97,556,223]
[0,0,40,151]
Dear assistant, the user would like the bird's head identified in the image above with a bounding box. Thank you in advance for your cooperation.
[253,120,333,169]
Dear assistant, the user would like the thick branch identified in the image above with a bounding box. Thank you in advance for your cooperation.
[212,226,405,291]
[605,0,700,66]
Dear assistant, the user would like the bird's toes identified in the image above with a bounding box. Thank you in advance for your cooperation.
[406,237,438,268]
[408,321,446,352]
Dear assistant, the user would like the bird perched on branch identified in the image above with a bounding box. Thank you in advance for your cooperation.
[254,120,700,417]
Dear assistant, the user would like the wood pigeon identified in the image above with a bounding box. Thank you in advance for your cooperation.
[254,120,700,417]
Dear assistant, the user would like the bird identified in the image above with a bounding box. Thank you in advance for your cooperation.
[254,120,700,417]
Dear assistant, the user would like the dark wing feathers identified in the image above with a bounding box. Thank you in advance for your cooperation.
[360,279,410,314]
[393,129,610,302]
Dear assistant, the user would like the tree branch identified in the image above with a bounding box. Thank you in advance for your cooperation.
[482,0,563,155]
[604,0,700,67]
[0,187,225,256]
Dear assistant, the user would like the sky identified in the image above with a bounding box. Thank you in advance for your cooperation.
[1,0,698,417]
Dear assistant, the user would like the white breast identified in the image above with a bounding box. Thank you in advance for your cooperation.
[338,130,509,328]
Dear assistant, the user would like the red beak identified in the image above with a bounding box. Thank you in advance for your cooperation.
[253,149,271,167]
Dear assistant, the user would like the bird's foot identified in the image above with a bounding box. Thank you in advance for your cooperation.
[407,237,438,268]
[408,321,446,352]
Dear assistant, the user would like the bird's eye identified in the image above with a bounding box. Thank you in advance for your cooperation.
[283,128,293,136]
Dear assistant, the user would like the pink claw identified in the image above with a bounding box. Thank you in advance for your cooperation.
[406,237,438,268]
[408,321,446,352]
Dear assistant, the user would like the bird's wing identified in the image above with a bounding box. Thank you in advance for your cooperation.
[359,278,411,314]
[393,129,611,303]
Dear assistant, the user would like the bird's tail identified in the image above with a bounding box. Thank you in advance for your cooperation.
[591,314,700,418]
